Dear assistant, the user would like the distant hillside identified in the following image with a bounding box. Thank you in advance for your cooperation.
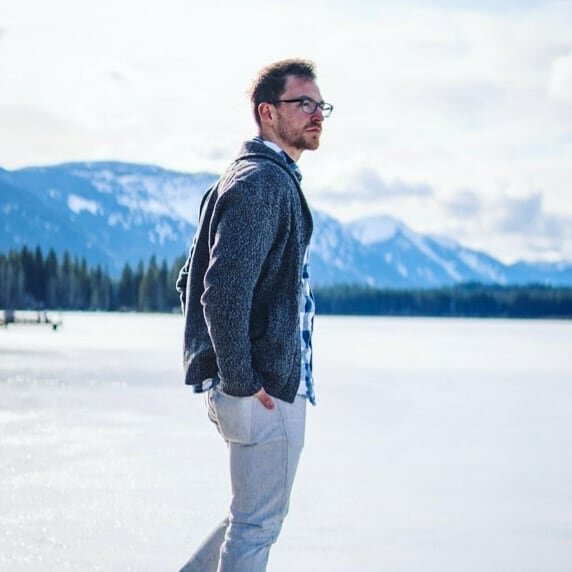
[1,161,571,287]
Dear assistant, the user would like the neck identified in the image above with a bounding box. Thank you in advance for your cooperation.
[257,130,302,162]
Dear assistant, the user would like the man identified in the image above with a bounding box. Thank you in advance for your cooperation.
[176,59,333,572]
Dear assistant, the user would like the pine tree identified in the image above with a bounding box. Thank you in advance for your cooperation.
[118,263,136,309]
[44,250,59,308]
[139,256,159,312]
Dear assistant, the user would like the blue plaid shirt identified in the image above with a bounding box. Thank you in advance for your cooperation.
[299,246,316,405]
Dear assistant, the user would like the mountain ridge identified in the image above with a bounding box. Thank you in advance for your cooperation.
[1,160,571,287]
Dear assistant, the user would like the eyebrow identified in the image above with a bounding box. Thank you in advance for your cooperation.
[287,95,325,103]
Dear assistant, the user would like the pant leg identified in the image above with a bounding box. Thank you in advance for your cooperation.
[179,389,306,572]
[214,389,306,572]
[179,519,227,572]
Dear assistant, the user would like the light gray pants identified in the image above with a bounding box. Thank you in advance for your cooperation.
[180,387,306,572]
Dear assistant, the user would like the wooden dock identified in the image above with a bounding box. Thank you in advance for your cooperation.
[1,310,63,330]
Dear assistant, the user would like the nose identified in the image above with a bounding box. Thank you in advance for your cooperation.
[311,106,324,121]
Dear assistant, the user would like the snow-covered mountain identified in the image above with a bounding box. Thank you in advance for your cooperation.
[1,162,215,271]
[1,161,571,287]
[345,215,509,287]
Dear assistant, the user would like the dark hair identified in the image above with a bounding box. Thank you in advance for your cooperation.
[249,59,316,126]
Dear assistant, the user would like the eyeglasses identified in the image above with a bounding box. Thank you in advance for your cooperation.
[272,96,334,118]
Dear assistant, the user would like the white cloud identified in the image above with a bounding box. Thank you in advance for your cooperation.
[548,51,572,101]
[489,192,572,260]
[445,190,483,218]
[493,193,546,233]
[438,190,572,262]
[315,167,434,202]
[0,0,571,261]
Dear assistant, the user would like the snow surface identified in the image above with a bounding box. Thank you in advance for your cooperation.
[458,250,507,284]
[1,314,572,571]
[399,228,462,281]
[427,234,459,250]
[347,214,402,244]
[67,194,101,216]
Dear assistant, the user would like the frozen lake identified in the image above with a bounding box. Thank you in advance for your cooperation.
[1,313,571,571]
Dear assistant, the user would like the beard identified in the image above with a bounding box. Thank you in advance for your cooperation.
[275,117,321,152]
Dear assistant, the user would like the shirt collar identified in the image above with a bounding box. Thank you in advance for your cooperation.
[253,136,284,156]
[253,136,303,182]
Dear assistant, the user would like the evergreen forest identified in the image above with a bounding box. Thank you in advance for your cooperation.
[1,246,571,318]
[0,246,184,312]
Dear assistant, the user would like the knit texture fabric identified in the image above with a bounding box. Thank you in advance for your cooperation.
[177,140,314,403]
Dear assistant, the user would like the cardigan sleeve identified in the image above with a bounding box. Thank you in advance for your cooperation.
[201,180,280,396]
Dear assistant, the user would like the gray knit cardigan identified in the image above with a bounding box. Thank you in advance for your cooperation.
[176,140,314,402]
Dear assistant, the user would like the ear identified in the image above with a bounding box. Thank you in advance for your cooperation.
[258,101,275,125]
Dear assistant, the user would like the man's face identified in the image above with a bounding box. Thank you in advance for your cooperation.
[272,76,324,158]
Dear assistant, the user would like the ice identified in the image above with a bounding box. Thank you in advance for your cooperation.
[1,313,571,571]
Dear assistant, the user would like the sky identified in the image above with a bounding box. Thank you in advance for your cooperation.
[1,0,571,263]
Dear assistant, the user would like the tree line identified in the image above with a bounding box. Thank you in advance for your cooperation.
[0,246,185,312]
[314,283,572,319]
[2,246,572,317]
